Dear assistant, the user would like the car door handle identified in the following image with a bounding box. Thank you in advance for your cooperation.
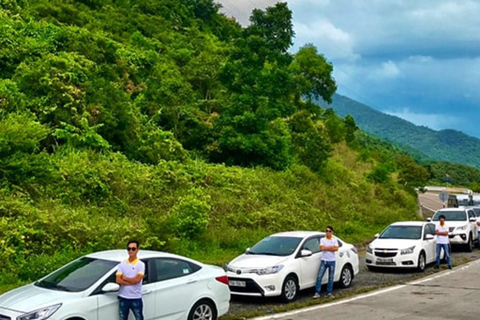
[187,279,197,284]
[142,290,152,295]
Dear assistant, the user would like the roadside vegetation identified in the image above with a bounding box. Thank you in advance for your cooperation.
[1,0,428,289]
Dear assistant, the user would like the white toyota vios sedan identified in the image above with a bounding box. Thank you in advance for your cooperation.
[225,231,359,302]
[366,221,438,271]
[0,250,230,320]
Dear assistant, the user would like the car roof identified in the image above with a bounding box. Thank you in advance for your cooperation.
[269,231,324,238]
[85,250,197,263]
[390,221,430,226]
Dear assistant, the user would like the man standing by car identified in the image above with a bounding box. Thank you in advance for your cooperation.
[313,226,338,299]
[116,240,146,320]
[435,215,452,269]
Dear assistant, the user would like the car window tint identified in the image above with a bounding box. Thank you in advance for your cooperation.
[427,224,436,236]
[151,258,201,282]
[469,210,475,219]
[302,238,320,253]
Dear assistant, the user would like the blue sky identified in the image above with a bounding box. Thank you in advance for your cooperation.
[219,0,480,138]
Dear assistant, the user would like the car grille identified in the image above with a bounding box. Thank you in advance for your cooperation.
[0,315,11,320]
[374,249,397,258]
[228,277,265,295]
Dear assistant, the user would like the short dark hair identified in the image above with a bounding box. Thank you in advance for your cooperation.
[326,226,334,232]
[127,240,140,248]
[439,215,446,220]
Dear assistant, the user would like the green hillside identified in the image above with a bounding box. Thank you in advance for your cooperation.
[328,94,480,168]
[0,0,425,288]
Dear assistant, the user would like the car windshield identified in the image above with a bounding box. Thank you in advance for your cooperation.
[433,211,467,222]
[35,257,118,292]
[248,236,302,256]
[380,226,422,240]
[457,199,470,206]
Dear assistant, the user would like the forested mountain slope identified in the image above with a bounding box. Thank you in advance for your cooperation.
[329,94,480,168]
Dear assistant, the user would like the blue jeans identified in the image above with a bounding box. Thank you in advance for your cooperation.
[315,260,335,294]
[436,243,451,267]
[119,297,144,320]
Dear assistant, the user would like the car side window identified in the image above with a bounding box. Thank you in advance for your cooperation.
[302,237,321,253]
[427,224,436,236]
[150,258,202,283]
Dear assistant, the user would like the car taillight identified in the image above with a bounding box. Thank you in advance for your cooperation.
[216,275,229,285]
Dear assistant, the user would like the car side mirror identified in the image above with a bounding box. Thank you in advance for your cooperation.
[470,217,477,222]
[102,282,120,293]
[300,249,312,257]
[374,233,380,238]
[425,234,435,240]
[426,218,432,222]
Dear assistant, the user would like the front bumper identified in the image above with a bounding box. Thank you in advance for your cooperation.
[449,232,469,245]
[366,251,418,268]
[0,307,22,319]
[226,272,284,297]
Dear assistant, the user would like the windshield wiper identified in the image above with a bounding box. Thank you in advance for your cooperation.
[55,284,74,292]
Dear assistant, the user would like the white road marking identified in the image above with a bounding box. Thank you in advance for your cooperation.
[252,259,480,320]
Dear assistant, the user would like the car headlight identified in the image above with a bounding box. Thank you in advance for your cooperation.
[457,225,468,231]
[366,245,373,254]
[253,265,284,275]
[400,246,415,255]
[18,304,62,320]
[224,264,236,273]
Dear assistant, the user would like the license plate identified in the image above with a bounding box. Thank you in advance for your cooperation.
[229,280,246,287]
[377,258,393,263]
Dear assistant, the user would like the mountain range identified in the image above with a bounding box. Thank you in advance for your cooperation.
[326,94,480,168]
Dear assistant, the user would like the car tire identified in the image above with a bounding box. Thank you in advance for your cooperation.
[188,300,217,320]
[466,234,474,252]
[339,264,354,288]
[280,275,299,303]
[417,252,426,272]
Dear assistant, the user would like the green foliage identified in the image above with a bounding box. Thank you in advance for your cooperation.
[0,1,427,288]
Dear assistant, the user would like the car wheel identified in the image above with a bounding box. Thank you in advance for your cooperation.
[188,300,216,320]
[280,275,298,303]
[339,265,353,288]
[417,252,426,272]
[466,234,474,252]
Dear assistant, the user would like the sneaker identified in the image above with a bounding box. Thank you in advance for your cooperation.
[326,293,334,299]
[434,265,439,269]
[313,293,321,299]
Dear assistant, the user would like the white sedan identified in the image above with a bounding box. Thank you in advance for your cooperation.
[225,231,359,302]
[0,250,230,320]
[366,221,437,271]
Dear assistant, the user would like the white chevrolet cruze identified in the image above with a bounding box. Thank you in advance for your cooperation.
[366,221,438,271]
[0,250,230,320]
[225,231,359,302]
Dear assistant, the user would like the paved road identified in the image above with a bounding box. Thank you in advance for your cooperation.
[252,259,480,320]
[418,192,444,212]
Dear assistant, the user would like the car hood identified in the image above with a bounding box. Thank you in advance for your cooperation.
[370,238,419,250]
[0,283,78,313]
[228,254,289,269]
[432,221,469,227]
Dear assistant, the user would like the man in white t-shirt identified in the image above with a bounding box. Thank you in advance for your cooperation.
[313,226,339,299]
[435,215,452,269]
[116,240,146,320]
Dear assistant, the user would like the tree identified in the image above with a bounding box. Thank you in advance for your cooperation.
[290,44,337,103]
[344,115,358,143]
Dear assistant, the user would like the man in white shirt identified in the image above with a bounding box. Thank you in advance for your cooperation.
[116,240,146,320]
[313,226,338,299]
[435,215,452,269]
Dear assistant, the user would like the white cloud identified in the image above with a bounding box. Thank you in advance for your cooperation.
[386,108,460,131]
[371,60,401,80]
